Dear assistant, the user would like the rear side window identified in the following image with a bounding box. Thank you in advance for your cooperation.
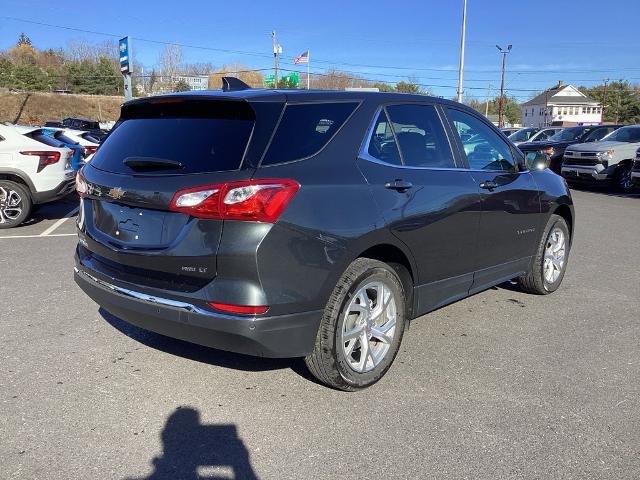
[262,102,358,165]
[91,100,255,175]
[367,110,402,165]
[385,104,455,168]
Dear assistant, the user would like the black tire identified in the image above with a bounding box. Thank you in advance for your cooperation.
[305,258,407,391]
[613,163,634,192]
[0,180,32,229]
[518,214,570,295]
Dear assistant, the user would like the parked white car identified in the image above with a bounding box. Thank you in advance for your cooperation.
[0,124,75,228]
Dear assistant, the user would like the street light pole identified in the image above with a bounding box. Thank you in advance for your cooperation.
[456,0,468,103]
[496,44,512,128]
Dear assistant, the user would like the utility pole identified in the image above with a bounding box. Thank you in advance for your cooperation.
[272,31,280,88]
[456,0,468,103]
[496,44,512,128]
[602,78,609,122]
[485,84,493,117]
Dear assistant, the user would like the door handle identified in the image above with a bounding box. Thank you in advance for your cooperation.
[479,180,498,191]
[384,180,413,192]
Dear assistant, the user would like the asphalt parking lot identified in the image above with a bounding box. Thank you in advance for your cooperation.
[1,188,639,480]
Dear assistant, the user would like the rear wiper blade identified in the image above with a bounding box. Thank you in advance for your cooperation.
[123,157,183,170]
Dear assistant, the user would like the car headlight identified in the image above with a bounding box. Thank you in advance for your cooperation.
[596,149,614,162]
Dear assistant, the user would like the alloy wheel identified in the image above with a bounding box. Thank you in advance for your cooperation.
[0,187,23,224]
[341,281,397,373]
[543,227,566,285]
[617,165,634,191]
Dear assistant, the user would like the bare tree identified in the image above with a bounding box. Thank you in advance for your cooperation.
[159,44,183,83]
[311,69,375,90]
[183,62,215,76]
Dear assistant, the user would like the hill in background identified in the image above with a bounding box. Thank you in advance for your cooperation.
[0,90,122,125]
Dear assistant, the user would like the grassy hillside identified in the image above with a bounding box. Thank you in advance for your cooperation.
[0,90,123,125]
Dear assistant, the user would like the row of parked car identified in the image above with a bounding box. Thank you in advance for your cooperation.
[501,124,640,192]
[0,118,106,228]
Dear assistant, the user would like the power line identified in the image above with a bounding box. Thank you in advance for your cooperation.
[4,16,640,77]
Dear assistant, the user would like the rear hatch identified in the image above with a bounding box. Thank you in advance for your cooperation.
[77,95,284,292]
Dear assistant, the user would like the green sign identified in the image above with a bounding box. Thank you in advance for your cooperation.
[264,72,300,88]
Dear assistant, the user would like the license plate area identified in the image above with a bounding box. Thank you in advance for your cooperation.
[93,201,188,247]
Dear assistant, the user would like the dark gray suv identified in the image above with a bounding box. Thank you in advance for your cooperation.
[74,82,574,390]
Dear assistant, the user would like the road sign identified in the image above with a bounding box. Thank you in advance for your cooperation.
[119,37,131,75]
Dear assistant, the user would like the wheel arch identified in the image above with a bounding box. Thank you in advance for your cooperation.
[356,242,417,319]
[553,203,573,237]
[0,169,36,194]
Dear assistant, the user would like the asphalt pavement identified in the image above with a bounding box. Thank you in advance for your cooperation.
[1,188,639,479]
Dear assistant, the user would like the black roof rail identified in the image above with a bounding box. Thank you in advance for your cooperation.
[221,76,251,92]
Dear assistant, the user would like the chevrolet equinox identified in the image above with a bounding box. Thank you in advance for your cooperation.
[74,79,574,391]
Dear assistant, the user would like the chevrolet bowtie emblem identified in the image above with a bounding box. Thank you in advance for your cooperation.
[108,187,125,200]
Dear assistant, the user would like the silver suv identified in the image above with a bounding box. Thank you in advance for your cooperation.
[562,125,640,191]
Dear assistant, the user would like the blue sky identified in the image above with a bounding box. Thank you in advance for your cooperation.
[1,0,639,101]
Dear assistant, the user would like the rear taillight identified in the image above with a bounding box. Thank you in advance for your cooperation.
[208,302,269,315]
[76,170,88,197]
[84,146,98,156]
[169,179,300,223]
[21,150,61,172]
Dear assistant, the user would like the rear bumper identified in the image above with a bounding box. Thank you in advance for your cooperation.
[74,266,322,358]
[33,178,76,204]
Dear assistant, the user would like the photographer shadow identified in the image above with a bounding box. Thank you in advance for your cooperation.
[128,407,258,480]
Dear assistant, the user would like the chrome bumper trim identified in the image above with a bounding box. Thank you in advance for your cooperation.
[74,267,217,317]
[561,166,609,180]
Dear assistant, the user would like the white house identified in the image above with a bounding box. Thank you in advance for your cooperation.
[149,74,210,95]
[521,81,602,127]
[178,75,209,91]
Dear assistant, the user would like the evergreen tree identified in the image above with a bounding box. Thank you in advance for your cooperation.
[174,79,191,92]
[0,58,13,88]
[17,33,32,47]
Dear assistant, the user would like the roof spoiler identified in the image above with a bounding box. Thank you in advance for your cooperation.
[221,76,251,92]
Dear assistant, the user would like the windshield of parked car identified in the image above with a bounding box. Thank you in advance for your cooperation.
[600,126,640,143]
[508,128,538,142]
[548,127,591,142]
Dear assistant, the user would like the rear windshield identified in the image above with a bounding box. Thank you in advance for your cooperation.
[602,126,640,143]
[509,128,537,142]
[90,100,255,175]
[53,132,80,145]
[548,127,591,142]
[81,132,102,143]
[28,131,63,148]
[261,102,358,165]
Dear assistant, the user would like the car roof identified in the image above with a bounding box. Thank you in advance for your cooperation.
[124,88,467,109]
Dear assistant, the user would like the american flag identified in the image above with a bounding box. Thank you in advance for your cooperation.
[294,51,309,64]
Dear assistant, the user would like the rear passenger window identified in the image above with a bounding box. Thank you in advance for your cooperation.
[385,104,455,168]
[366,110,402,165]
[446,108,516,172]
[262,102,358,165]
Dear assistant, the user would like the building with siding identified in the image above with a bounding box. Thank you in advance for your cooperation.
[521,81,602,127]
